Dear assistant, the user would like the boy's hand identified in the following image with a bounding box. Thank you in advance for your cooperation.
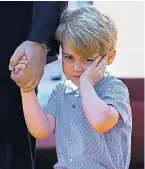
[80,55,108,86]
[13,56,29,75]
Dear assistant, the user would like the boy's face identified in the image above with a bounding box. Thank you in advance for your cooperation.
[62,43,116,86]
[62,43,100,86]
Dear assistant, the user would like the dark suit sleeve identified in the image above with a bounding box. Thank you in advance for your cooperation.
[27,1,67,47]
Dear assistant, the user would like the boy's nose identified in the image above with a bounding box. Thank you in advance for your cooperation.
[72,61,84,72]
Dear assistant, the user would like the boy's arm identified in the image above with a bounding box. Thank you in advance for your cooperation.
[80,79,119,133]
[21,89,55,139]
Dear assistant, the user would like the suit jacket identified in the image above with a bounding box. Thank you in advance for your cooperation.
[0,1,67,78]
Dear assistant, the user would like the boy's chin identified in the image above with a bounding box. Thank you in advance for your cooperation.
[71,78,80,86]
[65,75,80,86]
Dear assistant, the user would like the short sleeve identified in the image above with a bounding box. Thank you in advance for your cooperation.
[101,81,132,126]
[39,84,60,118]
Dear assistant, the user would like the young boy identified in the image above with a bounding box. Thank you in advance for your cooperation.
[14,6,132,169]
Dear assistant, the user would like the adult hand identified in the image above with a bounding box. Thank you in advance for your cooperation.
[9,40,47,92]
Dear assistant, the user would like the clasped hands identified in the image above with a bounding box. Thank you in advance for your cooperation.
[9,40,47,92]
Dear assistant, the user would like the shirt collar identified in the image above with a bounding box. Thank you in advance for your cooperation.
[65,80,80,94]
[64,71,109,94]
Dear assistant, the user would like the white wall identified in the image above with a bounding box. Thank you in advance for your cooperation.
[69,1,144,78]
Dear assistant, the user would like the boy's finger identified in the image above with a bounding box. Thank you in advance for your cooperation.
[15,64,26,70]
[94,57,107,71]
[9,51,24,70]
[91,56,102,69]
[97,55,108,67]
[18,60,29,65]
[14,69,19,75]
[20,56,27,60]
[95,63,106,72]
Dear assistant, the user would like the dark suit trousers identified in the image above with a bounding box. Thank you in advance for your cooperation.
[0,78,35,169]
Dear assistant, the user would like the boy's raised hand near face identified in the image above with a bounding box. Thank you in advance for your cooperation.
[80,55,108,86]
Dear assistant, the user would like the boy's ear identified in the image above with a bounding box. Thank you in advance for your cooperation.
[107,49,116,65]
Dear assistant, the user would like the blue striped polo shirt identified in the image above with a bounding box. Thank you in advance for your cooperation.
[41,72,132,169]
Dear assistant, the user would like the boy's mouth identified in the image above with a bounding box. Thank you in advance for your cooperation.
[72,75,80,79]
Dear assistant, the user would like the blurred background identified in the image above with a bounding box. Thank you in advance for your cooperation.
[36,1,144,169]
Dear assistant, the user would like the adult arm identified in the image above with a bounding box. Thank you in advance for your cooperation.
[9,2,68,92]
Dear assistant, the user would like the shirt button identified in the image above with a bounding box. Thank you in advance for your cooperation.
[72,105,75,108]
[70,141,74,146]
[68,158,73,162]
[70,123,73,127]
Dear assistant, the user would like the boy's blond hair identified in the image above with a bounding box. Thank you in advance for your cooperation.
[56,5,117,57]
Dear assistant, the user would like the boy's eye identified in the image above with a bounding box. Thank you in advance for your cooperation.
[64,55,73,60]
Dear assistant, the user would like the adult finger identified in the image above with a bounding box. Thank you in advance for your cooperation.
[11,70,29,87]
[22,77,37,89]
[15,77,31,88]
[22,77,41,93]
